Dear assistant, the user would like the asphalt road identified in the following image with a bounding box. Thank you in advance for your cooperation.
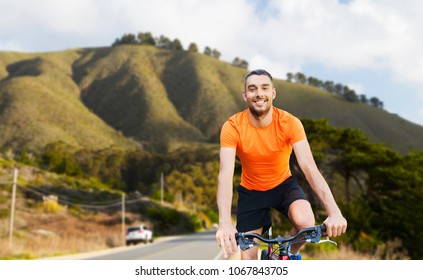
[45,230,226,260]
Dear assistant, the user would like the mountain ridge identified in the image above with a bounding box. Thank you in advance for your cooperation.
[0,45,422,154]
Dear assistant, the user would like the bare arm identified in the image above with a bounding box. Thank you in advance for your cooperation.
[215,147,238,258]
[293,139,347,237]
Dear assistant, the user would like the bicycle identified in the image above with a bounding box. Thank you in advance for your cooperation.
[236,224,337,260]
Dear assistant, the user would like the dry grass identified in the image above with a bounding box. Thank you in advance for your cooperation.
[305,246,370,260]
[305,239,410,260]
[0,207,132,259]
[1,209,401,260]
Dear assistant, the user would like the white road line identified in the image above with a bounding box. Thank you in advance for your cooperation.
[213,250,223,260]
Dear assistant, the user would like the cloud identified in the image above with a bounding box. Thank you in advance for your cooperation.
[2,0,422,84]
[1,0,423,125]
[232,0,423,84]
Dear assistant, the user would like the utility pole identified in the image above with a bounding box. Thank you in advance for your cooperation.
[160,172,164,205]
[121,193,125,246]
[8,167,18,249]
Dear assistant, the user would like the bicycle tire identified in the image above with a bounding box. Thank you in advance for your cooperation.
[260,249,269,260]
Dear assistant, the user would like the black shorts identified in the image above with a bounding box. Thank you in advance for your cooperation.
[236,176,308,233]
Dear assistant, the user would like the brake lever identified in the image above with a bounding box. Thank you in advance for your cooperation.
[316,239,337,246]
[303,226,337,246]
[304,235,337,246]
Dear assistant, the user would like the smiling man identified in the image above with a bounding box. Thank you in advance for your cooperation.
[215,69,347,260]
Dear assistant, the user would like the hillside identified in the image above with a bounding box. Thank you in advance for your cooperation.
[275,81,423,153]
[1,45,423,154]
[0,50,139,152]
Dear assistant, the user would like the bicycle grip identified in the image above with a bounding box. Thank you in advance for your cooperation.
[235,232,256,250]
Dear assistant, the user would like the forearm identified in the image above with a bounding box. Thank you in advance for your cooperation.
[303,167,342,216]
[217,147,236,226]
[217,175,234,225]
[293,140,347,236]
[293,140,342,216]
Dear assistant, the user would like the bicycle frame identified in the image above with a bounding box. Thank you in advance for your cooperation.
[236,224,337,260]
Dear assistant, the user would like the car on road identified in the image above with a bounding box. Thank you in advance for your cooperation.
[125,225,153,245]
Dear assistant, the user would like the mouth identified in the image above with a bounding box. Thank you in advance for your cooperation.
[253,98,268,107]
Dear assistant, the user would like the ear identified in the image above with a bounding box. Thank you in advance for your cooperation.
[242,91,247,102]
[272,88,276,100]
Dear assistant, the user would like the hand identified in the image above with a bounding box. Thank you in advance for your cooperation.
[215,223,238,258]
[323,214,347,237]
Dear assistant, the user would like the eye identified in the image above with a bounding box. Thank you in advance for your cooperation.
[248,86,257,92]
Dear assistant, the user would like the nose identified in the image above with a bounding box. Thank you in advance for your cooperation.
[255,88,265,97]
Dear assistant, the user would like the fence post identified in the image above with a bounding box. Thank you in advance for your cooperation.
[8,167,18,249]
[121,193,125,246]
[160,172,164,205]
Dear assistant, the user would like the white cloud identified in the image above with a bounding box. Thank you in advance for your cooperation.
[0,0,100,34]
[2,0,421,82]
[242,0,423,79]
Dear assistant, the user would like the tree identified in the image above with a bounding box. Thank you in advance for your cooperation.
[294,72,306,84]
[334,83,344,96]
[172,39,183,50]
[188,43,198,52]
[232,57,249,68]
[115,33,138,45]
[121,150,165,194]
[157,35,172,49]
[370,97,383,109]
[323,80,335,93]
[362,149,422,259]
[307,76,320,87]
[343,87,359,102]
[360,94,369,104]
[286,73,294,82]
[138,32,156,46]
[211,49,221,59]
[41,141,82,176]
[203,46,212,55]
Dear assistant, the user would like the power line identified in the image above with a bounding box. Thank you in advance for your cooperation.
[16,184,145,209]
[18,184,120,205]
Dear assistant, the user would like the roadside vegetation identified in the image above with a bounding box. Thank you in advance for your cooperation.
[1,118,421,259]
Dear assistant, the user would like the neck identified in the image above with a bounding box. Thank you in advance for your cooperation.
[248,107,273,128]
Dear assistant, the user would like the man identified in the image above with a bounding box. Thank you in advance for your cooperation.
[216,69,347,260]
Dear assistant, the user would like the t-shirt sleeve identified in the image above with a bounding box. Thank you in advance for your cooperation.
[220,120,239,148]
[288,117,307,144]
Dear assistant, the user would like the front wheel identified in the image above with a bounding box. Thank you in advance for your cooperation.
[260,250,269,260]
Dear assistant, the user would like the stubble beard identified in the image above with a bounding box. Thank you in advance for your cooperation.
[248,99,272,120]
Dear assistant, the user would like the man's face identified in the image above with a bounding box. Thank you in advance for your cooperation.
[243,74,276,119]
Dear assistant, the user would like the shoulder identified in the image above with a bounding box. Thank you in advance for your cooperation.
[220,110,248,147]
[273,107,299,125]
[273,107,306,142]
[225,109,249,128]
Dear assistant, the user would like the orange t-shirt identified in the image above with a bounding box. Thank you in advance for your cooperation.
[220,107,306,191]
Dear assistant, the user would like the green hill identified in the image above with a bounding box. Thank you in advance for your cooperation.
[1,45,423,154]
[274,81,423,153]
[0,50,138,152]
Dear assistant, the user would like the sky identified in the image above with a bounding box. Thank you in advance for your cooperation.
[1,0,423,127]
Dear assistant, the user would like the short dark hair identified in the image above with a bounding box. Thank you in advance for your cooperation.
[244,69,273,89]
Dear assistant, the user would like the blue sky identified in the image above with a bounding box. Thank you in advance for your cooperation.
[1,0,423,127]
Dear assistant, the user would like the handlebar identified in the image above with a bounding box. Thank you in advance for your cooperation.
[236,224,336,251]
